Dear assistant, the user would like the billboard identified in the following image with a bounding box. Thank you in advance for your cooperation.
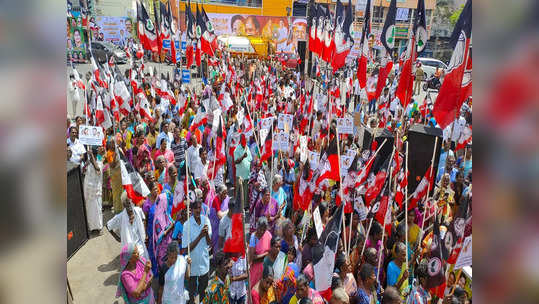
[91,16,135,47]
[67,11,88,63]
[205,13,307,53]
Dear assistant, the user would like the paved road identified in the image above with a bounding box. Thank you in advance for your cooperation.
[67,62,204,119]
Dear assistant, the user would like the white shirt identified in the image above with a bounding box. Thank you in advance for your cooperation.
[181,215,211,276]
[107,206,149,261]
[353,79,361,95]
[390,97,401,113]
[67,138,86,164]
[443,116,467,142]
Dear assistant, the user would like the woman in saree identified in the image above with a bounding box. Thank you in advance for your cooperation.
[152,192,174,270]
[135,132,154,174]
[143,181,160,276]
[117,243,155,304]
[253,187,281,234]
[209,184,230,250]
[248,217,272,288]
[251,266,279,304]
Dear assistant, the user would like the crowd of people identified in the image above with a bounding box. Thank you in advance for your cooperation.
[67,43,472,304]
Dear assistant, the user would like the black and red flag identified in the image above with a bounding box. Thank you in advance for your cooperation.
[137,1,158,52]
[316,137,341,186]
[426,216,447,295]
[432,0,472,129]
[185,1,196,67]
[375,0,396,99]
[119,149,150,205]
[198,6,218,57]
[357,0,371,89]
[332,0,354,72]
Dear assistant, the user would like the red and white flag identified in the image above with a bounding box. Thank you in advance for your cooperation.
[119,151,150,205]
[409,165,434,210]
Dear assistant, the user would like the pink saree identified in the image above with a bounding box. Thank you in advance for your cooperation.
[249,230,272,287]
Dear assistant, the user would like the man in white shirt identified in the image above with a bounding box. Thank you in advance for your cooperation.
[186,135,202,177]
[367,70,378,114]
[276,20,289,52]
[107,192,149,261]
[389,96,401,116]
[182,199,212,304]
[67,126,86,165]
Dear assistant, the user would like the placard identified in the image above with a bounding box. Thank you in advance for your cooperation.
[313,207,323,240]
[354,196,368,220]
[278,114,293,131]
[278,132,290,151]
[308,151,320,170]
[346,149,357,161]
[455,236,472,269]
[78,125,104,146]
[354,112,362,127]
[340,155,353,172]
[260,128,269,143]
[337,117,354,134]
[260,117,274,130]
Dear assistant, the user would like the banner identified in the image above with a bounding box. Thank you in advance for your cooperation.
[278,114,294,130]
[92,16,134,47]
[67,12,88,63]
[205,13,307,53]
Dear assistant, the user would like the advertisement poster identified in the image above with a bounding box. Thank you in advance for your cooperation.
[205,13,307,53]
[67,11,88,63]
[92,16,134,47]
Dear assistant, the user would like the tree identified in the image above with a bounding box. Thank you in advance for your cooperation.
[450,4,465,26]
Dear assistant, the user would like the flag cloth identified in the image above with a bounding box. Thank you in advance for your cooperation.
[394,170,408,208]
[432,0,472,129]
[357,0,371,88]
[409,165,434,210]
[426,217,446,290]
[308,2,318,53]
[293,168,315,211]
[197,6,218,57]
[223,187,246,254]
[331,0,354,72]
[376,0,396,99]
[313,204,344,292]
[259,127,273,163]
[119,151,150,205]
[137,0,158,52]
[364,170,387,207]
[316,137,340,186]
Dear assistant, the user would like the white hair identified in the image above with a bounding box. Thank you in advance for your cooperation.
[331,288,349,304]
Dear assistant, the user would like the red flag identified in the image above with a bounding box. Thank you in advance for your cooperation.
[316,138,341,186]
[95,95,105,126]
[432,0,472,129]
[195,40,201,66]
[293,170,315,211]
[119,151,150,205]
[395,38,415,108]
[375,56,393,99]
[394,170,408,208]
[365,170,387,207]
[409,165,434,210]
[223,193,245,254]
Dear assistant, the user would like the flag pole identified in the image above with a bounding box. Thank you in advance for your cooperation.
[375,145,395,283]
[185,150,191,257]
[404,141,409,273]
[335,125,348,257]
[419,136,438,234]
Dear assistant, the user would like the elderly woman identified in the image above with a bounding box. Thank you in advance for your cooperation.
[434,173,455,221]
[271,174,288,219]
[334,257,357,298]
[280,219,302,269]
[116,243,155,303]
[289,274,324,304]
[152,192,175,270]
[252,187,281,234]
[155,155,169,184]
[249,217,272,287]
[158,241,191,304]
[353,264,378,304]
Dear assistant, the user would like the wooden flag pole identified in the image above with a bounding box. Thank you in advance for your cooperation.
[335,128,348,257]
[405,141,409,272]
[420,136,439,234]
[185,150,191,257]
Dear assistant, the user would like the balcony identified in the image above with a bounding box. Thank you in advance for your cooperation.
[180,0,263,8]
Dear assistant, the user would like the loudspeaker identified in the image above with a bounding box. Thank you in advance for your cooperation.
[297,41,306,74]
[407,124,443,195]
[67,163,89,260]
[362,128,395,174]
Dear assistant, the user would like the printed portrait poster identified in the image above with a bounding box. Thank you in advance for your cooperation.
[206,13,306,53]
[308,150,320,170]
[94,16,133,47]
[260,116,274,130]
[79,125,104,146]
[68,12,87,63]
[278,114,293,130]
[337,117,354,134]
